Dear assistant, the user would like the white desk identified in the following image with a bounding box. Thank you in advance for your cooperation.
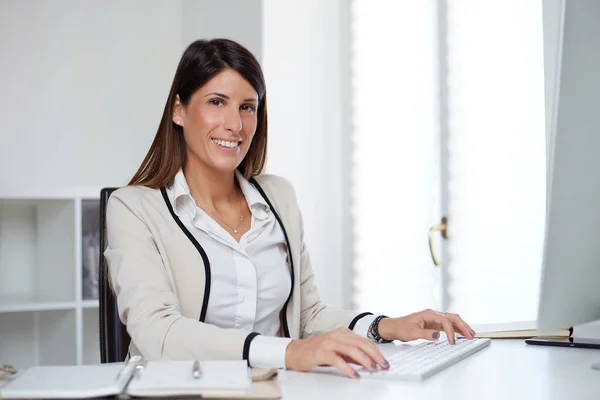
[278,340,600,400]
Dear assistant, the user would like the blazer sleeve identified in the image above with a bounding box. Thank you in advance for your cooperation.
[104,190,260,361]
[291,195,373,338]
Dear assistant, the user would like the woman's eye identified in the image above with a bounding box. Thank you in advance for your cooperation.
[241,104,256,113]
[209,99,224,106]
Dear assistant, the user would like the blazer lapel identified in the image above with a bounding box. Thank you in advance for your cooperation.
[250,176,301,338]
[159,188,210,322]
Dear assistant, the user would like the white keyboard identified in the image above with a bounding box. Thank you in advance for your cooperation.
[358,338,491,381]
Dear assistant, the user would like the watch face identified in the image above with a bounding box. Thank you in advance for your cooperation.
[367,330,376,342]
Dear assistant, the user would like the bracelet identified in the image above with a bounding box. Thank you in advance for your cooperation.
[367,315,393,344]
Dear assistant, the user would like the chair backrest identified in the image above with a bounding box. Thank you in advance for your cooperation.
[98,188,130,363]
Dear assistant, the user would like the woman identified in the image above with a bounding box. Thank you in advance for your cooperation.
[105,38,476,379]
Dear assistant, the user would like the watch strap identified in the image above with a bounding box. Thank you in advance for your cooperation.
[368,315,393,343]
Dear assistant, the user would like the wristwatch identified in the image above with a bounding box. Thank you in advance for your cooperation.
[367,315,393,344]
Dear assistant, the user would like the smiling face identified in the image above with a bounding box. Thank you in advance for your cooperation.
[173,68,259,174]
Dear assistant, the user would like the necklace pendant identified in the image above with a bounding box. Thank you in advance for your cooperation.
[234,229,238,234]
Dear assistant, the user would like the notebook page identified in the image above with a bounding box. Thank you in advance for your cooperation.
[0,363,123,399]
[127,360,250,397]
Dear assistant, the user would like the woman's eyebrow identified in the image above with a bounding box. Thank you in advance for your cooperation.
[205,92,257,102]
[205,92,229,99]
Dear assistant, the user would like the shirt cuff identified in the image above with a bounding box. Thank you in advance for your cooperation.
[353,314,378,338]
[248,335,293,369]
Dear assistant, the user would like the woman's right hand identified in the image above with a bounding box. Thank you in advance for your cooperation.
[284,327,390,378]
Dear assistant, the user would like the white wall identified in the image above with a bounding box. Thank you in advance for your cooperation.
[182,0,262,61]
[262,0,351,308]
[0,0,348,308]
[0,0,181,190]
[0,0,262,191]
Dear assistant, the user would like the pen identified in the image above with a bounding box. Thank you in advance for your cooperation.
[192,360,201,379]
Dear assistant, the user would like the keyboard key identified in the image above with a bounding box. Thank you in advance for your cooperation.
[357,338,491,381]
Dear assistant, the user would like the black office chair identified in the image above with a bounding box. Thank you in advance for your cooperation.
[98,188,131,363]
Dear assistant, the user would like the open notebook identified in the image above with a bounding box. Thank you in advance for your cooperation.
[0,358,255,399]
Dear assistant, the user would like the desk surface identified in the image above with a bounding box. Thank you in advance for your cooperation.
[278,339,600,400]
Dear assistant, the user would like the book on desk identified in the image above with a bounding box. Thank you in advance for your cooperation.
[0,357,281,399]
[462,321,571,339]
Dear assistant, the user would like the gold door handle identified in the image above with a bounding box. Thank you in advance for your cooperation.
[428,217,448,266]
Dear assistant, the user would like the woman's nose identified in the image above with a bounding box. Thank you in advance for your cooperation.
[224,108,242,133]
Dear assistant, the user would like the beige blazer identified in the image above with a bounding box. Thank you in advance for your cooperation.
[105,174,370,362]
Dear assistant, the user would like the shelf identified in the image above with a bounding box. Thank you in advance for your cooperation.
[0,312,36,369]
[0,300,77,313]
[0,199,76,304]
[81,299,99,308]
[83,308,100,364]
[0,309,76,369]
[38,310,77,366]
[0,196,102,367]
[0,187,105,200]
[81,199,101,301]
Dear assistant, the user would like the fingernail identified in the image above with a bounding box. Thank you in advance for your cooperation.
[471,330,476,337]
[432,331,440,339]
[382,359,390,368]
[370,362,377,370]
[353,371,360,379]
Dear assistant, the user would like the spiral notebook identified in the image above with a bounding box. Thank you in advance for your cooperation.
[0,358,256,399]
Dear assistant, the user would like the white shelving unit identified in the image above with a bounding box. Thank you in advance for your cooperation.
[0,188,103,369]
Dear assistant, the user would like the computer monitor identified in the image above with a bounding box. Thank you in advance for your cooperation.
[537,0,600,334]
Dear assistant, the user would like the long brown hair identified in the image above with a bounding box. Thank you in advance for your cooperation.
[128,39,268,188]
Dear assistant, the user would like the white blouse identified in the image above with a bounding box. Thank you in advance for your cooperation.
[166,170,375,368]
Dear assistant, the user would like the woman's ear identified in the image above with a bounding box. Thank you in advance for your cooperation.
[172,95,184,127]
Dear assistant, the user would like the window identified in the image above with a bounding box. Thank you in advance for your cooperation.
[351,0,546,324]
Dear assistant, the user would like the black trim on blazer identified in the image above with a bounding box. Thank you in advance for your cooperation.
[161,180,295,341]
[243,332,261,366]
[348,312,374,331]
[249,178,294,338]
[160,188,212,323]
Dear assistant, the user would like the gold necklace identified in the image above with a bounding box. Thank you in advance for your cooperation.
[196,197,244,234]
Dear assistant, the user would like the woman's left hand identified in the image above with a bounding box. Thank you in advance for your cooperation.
[377,309,476,344]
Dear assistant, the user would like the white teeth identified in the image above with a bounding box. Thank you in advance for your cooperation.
[212,138,239,148]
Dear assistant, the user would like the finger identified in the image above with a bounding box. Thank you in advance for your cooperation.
[340,335,389,369]
[424,310,447,331]
[426,310,456,344]
[417,328,442,341]
[446,313,475,339]
[333,342,378,372]
[439,316,456,344]
[332,329,387,368]
[326,353,360,379]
